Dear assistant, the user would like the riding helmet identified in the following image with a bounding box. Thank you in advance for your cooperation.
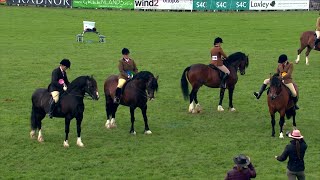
[278,54,288,63]
[60,59,71,68]
[214,37,223,45]
[122,48,130,55]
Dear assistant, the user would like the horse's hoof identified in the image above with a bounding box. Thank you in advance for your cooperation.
[130,131,136,135]
[295,60,299,64]
[229,107,236,112]
[105,120,111,129]
[279,132,284,139]
[37,136,44,142]
[63,140,70,148]
[30,131,36,139]
[217,105,224,112]
[77,138,84,147]
[144,130,152,135]
[306,62,309,65]
[195,104,202,113]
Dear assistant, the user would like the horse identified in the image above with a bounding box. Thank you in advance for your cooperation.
[267,74,297,138]
[180,52,249,113]
[295,31,320,65]
[104,71,158,135]
[30,76,99,147]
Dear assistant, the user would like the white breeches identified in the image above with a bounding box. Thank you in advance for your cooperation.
[51,91,60,103]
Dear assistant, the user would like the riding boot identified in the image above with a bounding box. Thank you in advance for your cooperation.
[48,98,56,118]
[314,39,320,49]
[253,84,267,99]
[114,87,122,104]
[292,96,299,110]
[220,74,229,89]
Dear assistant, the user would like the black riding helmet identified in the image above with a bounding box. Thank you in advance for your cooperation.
[60,59,71,68]
[122,48,130,55]
[214,37,223,45]
[278,54,288,63]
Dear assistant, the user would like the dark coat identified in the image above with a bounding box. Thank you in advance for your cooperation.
[277,139,307,172]
[225,163,256,180]
[49,67,70,92]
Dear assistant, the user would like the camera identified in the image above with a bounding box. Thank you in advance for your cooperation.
[285,131,291,137]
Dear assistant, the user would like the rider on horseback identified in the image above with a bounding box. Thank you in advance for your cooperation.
[210,37,230,88]
[314,17,320,50]
[48,59,71,118]
[114,48,139,104]
[253,54,299,110]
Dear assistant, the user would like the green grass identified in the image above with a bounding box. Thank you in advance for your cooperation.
[0,6,320,179]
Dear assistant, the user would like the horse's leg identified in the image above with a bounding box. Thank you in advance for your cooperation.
[305,46,312,65]
[129,107,136,135]
[110,104,118,128]
[35,112,45,142]
[76,114,84,147]
[279,114,285,139]
[189,87,200,113]
[63,117,72,147]
[292,109,297,127]
[270,113,276,137]
[228,87,236,112]
[141,105,152,135]
[295,45,306,64]
[218,88,226,111]
[194,92,202,113]
[105,97,114,128]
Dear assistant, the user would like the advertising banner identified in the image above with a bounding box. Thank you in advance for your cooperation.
[6,0,72,7]
[249,0,309,10]
[134,0,193,10]
[72,0,133,9]
[193,0,250,11]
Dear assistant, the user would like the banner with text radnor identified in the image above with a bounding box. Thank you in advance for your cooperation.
[193,0,249,11]
[72,0,134,9]
[6,0,72,7]
[249,0,309,10]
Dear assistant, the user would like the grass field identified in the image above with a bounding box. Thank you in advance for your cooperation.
[0,6,320,179]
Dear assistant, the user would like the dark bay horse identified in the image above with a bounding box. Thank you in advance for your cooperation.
[268,74,297,138]
[180,52,249,113]
[104,71,158,135]
[30,76,99,147]
[295,31,320,65]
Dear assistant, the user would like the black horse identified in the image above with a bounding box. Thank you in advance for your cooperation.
[104,71,158,135]
[181,52,249,113]
[30,76,99,147]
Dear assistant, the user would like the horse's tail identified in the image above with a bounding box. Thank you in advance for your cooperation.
[181,66,191,100]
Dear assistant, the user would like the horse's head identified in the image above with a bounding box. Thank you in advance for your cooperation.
[84,76,99,100]
[146,75,159,100]
[225,52,249,75]
[269,73,282,100]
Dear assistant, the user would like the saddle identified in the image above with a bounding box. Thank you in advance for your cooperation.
[208,64,225,79]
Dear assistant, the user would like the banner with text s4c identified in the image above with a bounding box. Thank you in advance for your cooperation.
[73,0,134,9]
[193,0,250,11]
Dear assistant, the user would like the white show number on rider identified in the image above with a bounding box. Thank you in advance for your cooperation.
[212,56,218,61]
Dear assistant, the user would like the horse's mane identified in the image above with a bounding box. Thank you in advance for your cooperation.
[67,76,91,91]
[224,52,247,66]
[270,74,281,87]
[128,71,158,91]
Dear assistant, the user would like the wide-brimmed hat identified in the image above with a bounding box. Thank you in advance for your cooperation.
[233,154,250,168]
[278,54,288,63]
[60,59,71,68]
[288,130,304,139]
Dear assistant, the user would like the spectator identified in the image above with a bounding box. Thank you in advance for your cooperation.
[225,154,256,180]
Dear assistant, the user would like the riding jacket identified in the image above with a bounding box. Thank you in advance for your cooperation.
[210,45,227,66]
[276,62,293,84]
[118,58,138,80]
[49,67,70,92]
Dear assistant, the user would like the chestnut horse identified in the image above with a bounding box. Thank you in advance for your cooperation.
[181,52,248,113]
[104,71,158,135]
[295,31,320,65]
[268,74,297,138]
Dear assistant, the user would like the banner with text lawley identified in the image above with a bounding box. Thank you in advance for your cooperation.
[193,0,249,11]
[249,0,309,10]
[6,0,72,7]
[134,0,193,10]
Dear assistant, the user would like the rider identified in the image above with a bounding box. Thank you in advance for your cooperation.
[314,17,320,49]
[253,54,299,110]
[210,37,230,88]
[114,48,138,104]
[48,59,71,118]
